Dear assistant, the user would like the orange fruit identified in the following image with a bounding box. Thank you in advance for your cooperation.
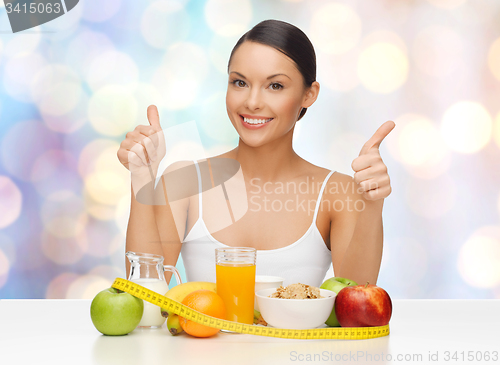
[179,290,226,338]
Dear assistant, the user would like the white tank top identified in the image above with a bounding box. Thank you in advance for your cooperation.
[180,160,335,287]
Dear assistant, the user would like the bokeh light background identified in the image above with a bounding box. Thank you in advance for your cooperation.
[1,0,500,300]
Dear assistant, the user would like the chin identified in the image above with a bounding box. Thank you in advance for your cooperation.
[238,135,269,148]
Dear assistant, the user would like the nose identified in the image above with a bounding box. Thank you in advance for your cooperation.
[244,87,264,111]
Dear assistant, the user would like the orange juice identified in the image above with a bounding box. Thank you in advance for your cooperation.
[216,263,256,324]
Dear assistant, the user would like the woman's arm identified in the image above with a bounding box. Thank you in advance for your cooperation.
[125,182,166,278]
[152,185,186,285]
[125,161,191,284]
[331,195,384,285]
[328,174,384,285]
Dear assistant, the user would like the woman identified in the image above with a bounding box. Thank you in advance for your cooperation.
[118,19,394,287]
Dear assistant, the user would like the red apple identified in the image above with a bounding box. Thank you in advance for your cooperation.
[334,283,392,327]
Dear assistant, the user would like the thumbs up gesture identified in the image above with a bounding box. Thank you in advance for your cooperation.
[351,121,395,201]
[117,105,166,198]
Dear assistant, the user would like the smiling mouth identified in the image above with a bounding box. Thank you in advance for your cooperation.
[240,116,274,125]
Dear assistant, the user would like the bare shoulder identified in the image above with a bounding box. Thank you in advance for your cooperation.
[296,158,331,179]
[161,148,233,179]
[164,159,194,172]
[323,171,364,219]
[294,161,364,219]
[157,160,199,208]
[327,171,356,186]
[156,151,236,214]
[196,148,237,163]
[297,160,359,199]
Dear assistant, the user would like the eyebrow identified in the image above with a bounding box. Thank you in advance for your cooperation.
[230,71,291,80]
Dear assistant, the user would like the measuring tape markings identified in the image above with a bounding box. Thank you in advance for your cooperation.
[111,278,389,340]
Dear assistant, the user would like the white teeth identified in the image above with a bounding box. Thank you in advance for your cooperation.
[243,117,273,125]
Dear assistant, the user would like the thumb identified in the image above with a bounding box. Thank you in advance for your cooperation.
[147,105,162,131]
[359,120,395,156]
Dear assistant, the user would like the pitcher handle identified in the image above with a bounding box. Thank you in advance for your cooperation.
[164,265,182,285]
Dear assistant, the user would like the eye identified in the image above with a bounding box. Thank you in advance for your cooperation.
[231,79,246,88]
[269,82,283,90]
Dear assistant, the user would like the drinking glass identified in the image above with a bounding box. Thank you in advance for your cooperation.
[215,247,256,324]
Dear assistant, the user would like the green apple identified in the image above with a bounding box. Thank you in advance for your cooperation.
[90,287,144,336]
[320,277,358,327]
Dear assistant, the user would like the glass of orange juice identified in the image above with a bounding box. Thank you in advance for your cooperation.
[215,247,256,325]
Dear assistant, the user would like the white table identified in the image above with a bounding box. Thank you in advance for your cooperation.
[0,299,499,365]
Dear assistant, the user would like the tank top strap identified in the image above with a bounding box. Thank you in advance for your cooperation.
[193,160,203,219]
[313,170,335,224]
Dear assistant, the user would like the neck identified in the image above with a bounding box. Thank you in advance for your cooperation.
[232,128,302,182]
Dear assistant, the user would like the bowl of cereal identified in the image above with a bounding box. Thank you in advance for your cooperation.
[255,283,336,329]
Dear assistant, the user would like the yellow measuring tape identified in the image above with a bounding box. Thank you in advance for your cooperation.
[112,278,389,340]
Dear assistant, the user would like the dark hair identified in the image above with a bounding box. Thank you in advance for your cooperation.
[227,19,316,121]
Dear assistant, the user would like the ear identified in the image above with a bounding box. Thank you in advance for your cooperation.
[301,81,320,108]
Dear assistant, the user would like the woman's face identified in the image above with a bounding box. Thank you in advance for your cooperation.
[226,41,319,147]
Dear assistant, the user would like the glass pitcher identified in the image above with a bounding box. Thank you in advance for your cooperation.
[126,251,182,328]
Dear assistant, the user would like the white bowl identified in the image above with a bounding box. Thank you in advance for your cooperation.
[255,287,336,329]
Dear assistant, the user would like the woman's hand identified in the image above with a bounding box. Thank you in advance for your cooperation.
[117,105,166,199]
[117,105,164,171]
[351,121,395,201]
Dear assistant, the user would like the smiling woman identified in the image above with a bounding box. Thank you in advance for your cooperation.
[118,19,395,288]
[226,40,318,143]
[227,20,317,122]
